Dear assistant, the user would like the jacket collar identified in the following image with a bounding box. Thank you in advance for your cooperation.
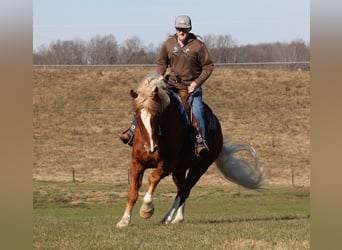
[173,33,196,46]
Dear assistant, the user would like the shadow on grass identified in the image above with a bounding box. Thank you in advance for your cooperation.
[195,213,310,225]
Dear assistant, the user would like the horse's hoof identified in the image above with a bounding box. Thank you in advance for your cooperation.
[116,222,128,229]
[171,218,184,224]
[139,206,154,219]
[116,221,130,228]
[160,215,172,225]
[116,216,131,228]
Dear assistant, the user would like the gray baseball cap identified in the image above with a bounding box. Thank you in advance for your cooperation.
[175,15,192,29]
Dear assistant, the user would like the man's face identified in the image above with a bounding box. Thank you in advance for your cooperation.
[176,28,190,43]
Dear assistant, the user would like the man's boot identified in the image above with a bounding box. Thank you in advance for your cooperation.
[195,134,209,156]
[119,120,136,146]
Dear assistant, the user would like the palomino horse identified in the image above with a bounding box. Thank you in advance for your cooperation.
[116,74,263,228]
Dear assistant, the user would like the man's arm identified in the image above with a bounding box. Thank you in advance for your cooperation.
[193,44,214,86]
[156,43,169,78]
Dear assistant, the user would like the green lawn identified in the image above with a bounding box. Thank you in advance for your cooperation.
[33,181,309,249]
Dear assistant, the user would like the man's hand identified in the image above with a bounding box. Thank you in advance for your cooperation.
[188,81,197,93]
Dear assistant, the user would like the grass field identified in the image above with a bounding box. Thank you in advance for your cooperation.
[33,181,309,249]
[33,66,310,248]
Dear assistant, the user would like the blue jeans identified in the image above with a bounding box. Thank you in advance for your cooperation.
[187,87,206,140]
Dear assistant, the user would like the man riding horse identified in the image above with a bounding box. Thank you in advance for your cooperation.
[120,15,214,156]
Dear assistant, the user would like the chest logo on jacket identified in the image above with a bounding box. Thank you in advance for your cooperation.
[173,46,190,57]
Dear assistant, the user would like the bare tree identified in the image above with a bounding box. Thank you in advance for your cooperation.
[33,44,50,65]
[33,33,309,68]
[36,39,87,65]
[87,34,118,65]
[203,34,237,63]
[119,36,145,64]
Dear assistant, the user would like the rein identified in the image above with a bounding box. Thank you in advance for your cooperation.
[166,77,201,136]
[166,79,193,107]
[166,79,195,123]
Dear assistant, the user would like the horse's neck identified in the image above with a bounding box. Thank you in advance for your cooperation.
[161,101,186,131]
[167,92,192,126]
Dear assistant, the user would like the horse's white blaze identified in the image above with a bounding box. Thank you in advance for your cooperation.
[140,108,154,151]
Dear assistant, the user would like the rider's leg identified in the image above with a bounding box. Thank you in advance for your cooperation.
[187,87,209,156]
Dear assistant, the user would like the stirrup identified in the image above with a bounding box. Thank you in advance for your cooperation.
[195,134,209,156]
[119,125,135,146]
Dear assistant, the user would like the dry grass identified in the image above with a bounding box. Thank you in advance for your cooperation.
[33,66,310,187]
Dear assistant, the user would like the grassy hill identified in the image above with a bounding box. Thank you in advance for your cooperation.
[33,66,310,187]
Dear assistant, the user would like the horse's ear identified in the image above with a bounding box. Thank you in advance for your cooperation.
[151,86,158,99]
[130,89,138,99]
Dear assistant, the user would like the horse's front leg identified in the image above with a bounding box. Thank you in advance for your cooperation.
[160,196,186,224]
[116,161,144,228]
[139,164,169,219]
[160,171,186,224]
[161,165,209,224]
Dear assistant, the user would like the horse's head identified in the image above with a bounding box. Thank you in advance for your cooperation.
[131,74,170,153]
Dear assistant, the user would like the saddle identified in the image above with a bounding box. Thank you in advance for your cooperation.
[166,77,217,136]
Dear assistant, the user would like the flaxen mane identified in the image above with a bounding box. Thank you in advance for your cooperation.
[134,73,170,113]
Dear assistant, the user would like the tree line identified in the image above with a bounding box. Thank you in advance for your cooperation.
[33,34,310,69]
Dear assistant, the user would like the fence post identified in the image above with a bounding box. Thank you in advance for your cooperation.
[72,168,76,183]
[127,169,130,184]
[291,169,295,188]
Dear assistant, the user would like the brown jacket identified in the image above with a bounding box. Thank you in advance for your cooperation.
[156,33,214,86]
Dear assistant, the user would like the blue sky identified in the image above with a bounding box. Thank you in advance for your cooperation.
[33,0,310,49]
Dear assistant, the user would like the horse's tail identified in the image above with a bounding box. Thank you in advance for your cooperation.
[215,140,264,189]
